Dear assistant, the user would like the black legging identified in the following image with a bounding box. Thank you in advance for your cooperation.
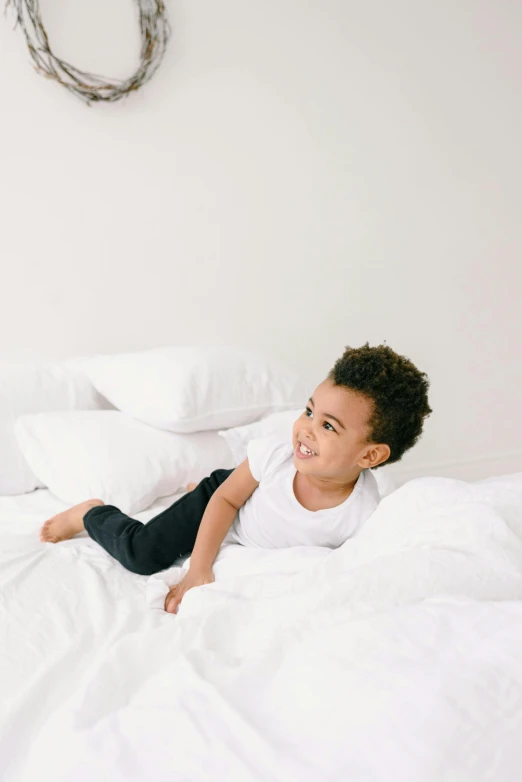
[83,468,234,576]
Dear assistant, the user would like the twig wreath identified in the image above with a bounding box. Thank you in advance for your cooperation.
[5,0,170,104]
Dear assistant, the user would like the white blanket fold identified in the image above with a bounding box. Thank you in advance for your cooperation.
[5,475,522,782]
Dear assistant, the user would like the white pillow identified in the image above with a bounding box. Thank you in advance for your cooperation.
[219,409,399,498]
[0,361,109,496]
[14,410,235,514]
[80,346,307,434]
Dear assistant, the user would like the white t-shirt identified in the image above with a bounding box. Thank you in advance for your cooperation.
[224,436,381,549]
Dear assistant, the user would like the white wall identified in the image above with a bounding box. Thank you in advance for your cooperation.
[1,0,521,482]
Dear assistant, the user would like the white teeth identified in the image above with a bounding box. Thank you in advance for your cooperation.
[299,443,315,456]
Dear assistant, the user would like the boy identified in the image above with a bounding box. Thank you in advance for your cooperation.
[40,343,432,613]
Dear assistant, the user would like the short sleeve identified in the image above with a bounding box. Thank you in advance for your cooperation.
[246,436,293,483]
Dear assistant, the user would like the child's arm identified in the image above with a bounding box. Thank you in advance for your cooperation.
[164,459,259,614]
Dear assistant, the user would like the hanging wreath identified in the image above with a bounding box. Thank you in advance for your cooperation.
[6,0,170,104]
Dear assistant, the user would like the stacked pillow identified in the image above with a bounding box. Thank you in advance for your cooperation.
[0,361,109,495]
[80,345,306,433]
[15,411,235,515]
[10,346,307,513]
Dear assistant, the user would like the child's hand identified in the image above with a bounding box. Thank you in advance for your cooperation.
[164,568,215,614]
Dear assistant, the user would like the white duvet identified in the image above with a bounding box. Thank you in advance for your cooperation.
[2,474,522,782]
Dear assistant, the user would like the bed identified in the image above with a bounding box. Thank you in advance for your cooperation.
[2,349,522,781]
[3,471,522,782]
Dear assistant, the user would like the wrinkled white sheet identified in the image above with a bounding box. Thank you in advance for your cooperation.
[3,475,522,782]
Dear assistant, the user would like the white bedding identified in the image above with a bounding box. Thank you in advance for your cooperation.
[2,475,522,781]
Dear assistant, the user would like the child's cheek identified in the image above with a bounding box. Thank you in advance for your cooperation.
[291,432,298,450]
[292,420,299,444]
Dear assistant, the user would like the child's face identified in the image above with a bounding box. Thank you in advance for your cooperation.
[292,379,377,480]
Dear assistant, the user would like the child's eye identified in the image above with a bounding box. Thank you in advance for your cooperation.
[305,407,313,418]
[323,421,336,432]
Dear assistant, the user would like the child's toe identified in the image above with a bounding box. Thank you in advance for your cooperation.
[40,521,52,541]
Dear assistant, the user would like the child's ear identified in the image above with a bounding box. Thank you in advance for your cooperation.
[358,443,390,470]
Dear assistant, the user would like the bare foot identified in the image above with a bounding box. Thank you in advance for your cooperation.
[186,482,198,492]
[40,499,104,543]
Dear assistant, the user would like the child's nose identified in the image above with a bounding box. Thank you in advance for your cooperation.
[300,425,316,442]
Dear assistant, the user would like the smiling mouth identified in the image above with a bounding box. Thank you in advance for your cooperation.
[296,441,317,457]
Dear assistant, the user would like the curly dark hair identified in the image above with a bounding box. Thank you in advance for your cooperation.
[328,343,432,467]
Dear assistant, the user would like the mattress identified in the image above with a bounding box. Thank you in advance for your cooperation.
[3,475,522,782]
